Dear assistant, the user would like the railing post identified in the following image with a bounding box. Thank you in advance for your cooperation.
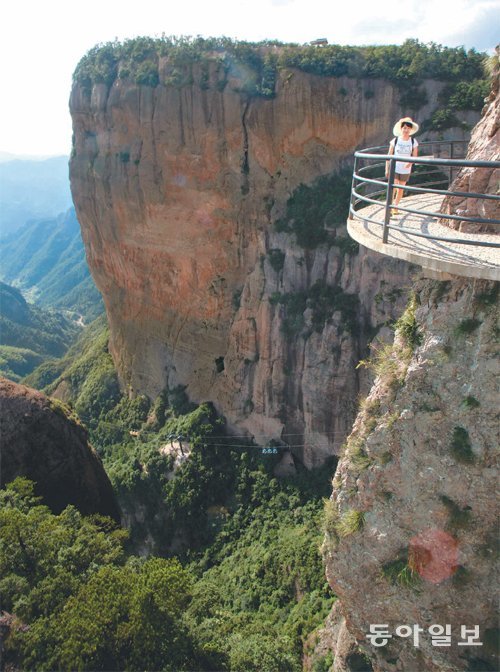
[349,156,357,220]
[449,141,454,187]
[383,159,396,243]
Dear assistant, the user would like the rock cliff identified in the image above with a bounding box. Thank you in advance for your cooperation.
[69,47,477,465]
[440,48,499,232]
[322,278,499,672]
[0,377,120,521]
[320,84,499,670]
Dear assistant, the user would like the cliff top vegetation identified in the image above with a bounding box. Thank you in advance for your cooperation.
[73,36,487,98]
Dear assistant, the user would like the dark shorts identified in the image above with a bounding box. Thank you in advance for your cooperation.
[395,172,410,183]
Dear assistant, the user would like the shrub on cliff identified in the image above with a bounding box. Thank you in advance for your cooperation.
[275,170,352,249]
[271,281,360,337]
[74,41,121,89]
[442,80,491,110]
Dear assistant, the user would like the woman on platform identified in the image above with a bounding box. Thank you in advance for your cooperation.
[386,117,419,216]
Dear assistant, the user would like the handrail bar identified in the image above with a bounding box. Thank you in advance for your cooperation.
[356,161,449,173]
[352,174,500,202]
[351,188,500,225]
[353,175,444,188]
[354,152,500,169]
[357,139,469,154]
[390,183,500,201]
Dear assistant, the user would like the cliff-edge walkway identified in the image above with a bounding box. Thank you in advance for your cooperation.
[345,141,500,281]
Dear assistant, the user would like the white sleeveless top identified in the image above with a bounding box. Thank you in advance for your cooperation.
[390,137,418,174]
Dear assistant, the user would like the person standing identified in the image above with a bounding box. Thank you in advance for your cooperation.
[385,117,419,216]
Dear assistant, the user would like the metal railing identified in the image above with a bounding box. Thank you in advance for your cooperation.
[349,140,500,247]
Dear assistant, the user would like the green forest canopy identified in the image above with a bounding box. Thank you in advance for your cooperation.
[73,36,486,95]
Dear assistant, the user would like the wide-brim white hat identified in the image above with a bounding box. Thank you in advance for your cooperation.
[393,117,419,136]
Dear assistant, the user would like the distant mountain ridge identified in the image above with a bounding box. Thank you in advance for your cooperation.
[0,155,73,237]
[0,281,80,382]
[0,162,104,381]
[0,151,66,163]
[0,207,104,322]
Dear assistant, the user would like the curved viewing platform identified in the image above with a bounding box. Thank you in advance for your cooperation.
[346,140,500,281]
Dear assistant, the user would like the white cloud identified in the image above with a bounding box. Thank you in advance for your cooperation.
[443,2,500,50]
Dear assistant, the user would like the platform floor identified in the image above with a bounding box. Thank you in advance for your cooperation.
[347,193,500,281]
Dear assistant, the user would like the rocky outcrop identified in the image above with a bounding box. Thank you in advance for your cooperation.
[322,279,499,672]
[440,48,499,232]
[304,602,367,672]
[0,377,120,521]
[69,54,476,466]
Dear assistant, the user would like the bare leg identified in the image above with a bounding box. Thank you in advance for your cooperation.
[393,178,405,207]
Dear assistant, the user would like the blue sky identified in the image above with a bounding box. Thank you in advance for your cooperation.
[0,0,498,157]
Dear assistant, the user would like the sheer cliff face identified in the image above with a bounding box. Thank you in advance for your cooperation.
[322,279,499,672]
[70,65,435,463]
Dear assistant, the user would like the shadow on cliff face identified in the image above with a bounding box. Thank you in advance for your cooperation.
[346,651,374,671]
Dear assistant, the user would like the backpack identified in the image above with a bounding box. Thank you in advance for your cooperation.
[393,137,415,150]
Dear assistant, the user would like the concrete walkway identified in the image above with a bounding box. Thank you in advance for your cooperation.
[347,193,500,281]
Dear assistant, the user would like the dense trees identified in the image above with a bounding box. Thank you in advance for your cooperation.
[73,36,487,106]
[279,39,485,83]
[1,450,336,671]
[0,479,204,671]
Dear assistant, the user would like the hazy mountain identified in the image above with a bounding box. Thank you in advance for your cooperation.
[0,151,61,163]
[0,208,104,322]
[0,155,73,237]
[0,282,80,382]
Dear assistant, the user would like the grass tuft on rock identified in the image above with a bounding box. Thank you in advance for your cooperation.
[382,556,421,589]
[462,395,480,409]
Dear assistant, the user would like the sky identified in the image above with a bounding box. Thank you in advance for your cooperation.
[0,0,498,157]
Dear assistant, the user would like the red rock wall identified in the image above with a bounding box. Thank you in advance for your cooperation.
[69,65,471,465]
